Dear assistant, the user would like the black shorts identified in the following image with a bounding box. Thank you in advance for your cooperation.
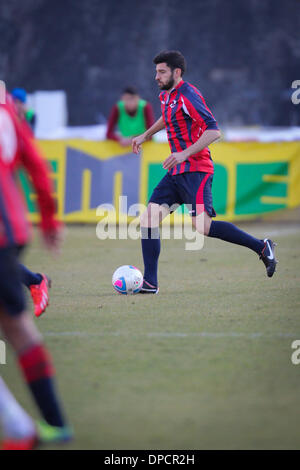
[0,245,26,317]
[149,171,216,217]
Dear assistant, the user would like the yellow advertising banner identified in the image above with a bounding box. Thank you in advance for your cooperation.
[21,140,300,223]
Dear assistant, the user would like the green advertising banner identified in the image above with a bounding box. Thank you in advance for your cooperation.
[21,140,300,223]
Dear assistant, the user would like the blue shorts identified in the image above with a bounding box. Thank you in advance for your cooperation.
[0,246,26,317]
[149,172,216,217]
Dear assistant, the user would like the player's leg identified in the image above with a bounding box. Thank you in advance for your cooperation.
[191,210,212,236]
[139,203,170,293]
[20,264,51,317]
[0,375,37,450]
[139,173,181,292]
[20,264,43,287]
[189,173,277,276]
[207,219,277,276]
[0,246,71,438]
[0,310,73,445]
[0,310,71,431]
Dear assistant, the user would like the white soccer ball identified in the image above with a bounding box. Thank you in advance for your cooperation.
[112,265,143,295]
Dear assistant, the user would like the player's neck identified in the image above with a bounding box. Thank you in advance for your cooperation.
[166,78,183,94]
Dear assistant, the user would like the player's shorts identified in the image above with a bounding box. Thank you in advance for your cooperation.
[0,245,26,317]
[149,171,216,217]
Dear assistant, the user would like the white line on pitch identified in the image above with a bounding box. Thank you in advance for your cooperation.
[251,226,300,237]
[44,331,299,339]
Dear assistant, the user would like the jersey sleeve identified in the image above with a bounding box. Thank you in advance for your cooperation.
[181,90,219,131]
[106,105,121,142]
[144,102,155,129]
[18,125,59,233]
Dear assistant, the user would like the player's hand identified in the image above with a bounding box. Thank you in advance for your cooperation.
[42,226,64,256]
[132,133,147,154]
[163,151,188,170]
[119,137,133,147]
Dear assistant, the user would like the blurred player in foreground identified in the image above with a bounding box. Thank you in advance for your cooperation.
[0,94,72,449]
[11,88,51,317]
[132,51,277,294]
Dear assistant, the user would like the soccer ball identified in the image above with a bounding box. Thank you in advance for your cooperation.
[112,265,143,295]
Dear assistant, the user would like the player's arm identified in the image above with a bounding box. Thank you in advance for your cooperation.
[18,129,62,252]
[163,129,220,170]
[181,129,221,158]
[163,92,220,170]
[132,116,165,154]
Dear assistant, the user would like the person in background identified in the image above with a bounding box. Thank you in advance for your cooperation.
[106,86,155,146]
[11,88,36,133]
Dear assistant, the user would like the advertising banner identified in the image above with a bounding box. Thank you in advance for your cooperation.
[21,140,300,223]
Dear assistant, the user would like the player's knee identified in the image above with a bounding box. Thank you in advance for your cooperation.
[140,209,151,228]
[0,310,42,353]
[202,211,212,235]
[192,212,212,235]
[140,204,160,228]
[204,216,212,235]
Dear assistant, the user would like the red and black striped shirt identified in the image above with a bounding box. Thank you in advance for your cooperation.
[0,96,57,248]
[160,80,219,175]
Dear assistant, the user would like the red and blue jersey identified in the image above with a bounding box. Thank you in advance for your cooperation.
[159,80,219,175]
[0,96,57,248]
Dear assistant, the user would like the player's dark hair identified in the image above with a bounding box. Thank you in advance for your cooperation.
[122,86,139,96]
[153,50,186,76]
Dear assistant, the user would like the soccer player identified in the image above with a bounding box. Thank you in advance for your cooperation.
[132,50,277,294]
[0,94,72,449]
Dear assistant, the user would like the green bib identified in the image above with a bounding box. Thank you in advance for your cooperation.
[117,99,147,137]
[25,108,35,122]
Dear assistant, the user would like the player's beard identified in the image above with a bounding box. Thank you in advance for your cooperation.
[159,74,175,91]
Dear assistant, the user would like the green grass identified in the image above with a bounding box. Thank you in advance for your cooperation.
[1,223,300,449]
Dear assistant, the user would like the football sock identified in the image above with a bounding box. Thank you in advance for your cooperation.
[208,221,265,254]
[18,343,66,428]
[0,377,36,439]
[20,264,43,288]
[141,227,160,287]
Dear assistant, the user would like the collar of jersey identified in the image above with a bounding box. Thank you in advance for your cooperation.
[169,80,185,95]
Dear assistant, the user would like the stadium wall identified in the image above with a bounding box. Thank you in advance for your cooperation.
[20,141,300,224]
[3,0,300,127]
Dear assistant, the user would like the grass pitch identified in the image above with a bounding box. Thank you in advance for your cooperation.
[1,222,300,449]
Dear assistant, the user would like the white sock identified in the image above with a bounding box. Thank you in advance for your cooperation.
[0,377,36,439]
